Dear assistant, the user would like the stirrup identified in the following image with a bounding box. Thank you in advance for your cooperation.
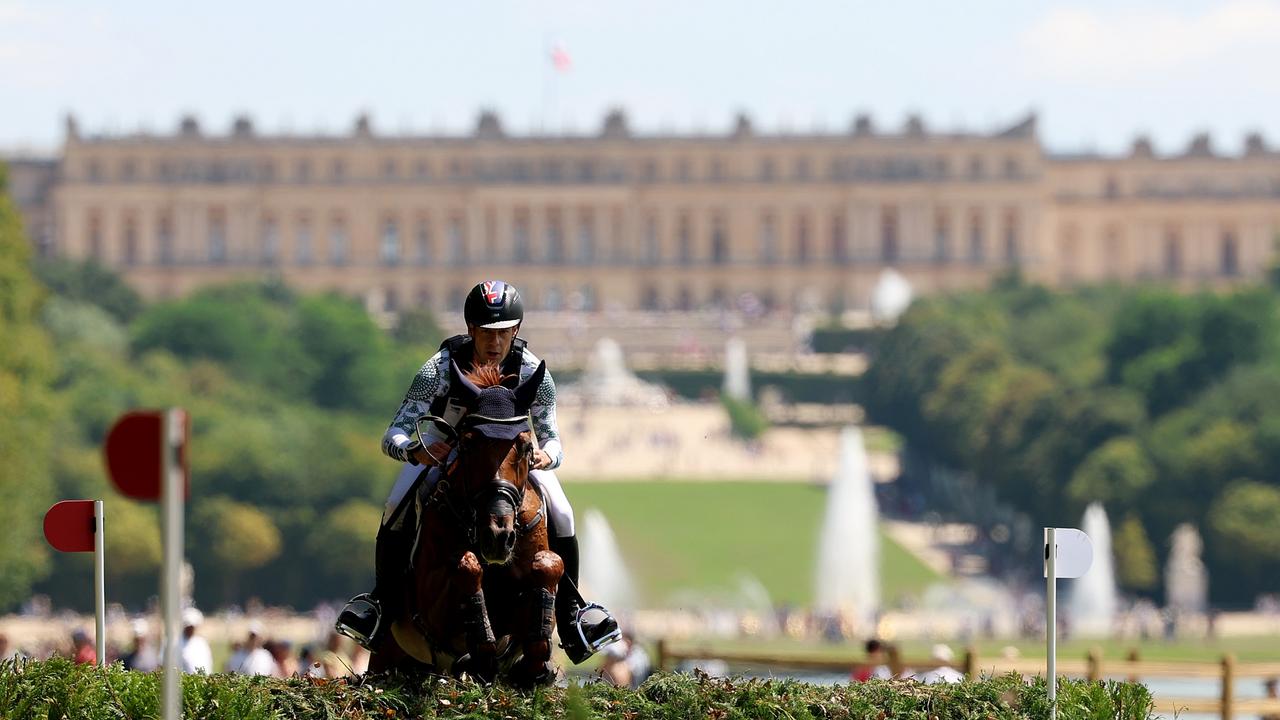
[334,593,382,650]
[566,602,621,658]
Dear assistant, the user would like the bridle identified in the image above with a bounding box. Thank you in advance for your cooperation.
[415,414,546,548]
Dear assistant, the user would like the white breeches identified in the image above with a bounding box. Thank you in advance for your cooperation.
[382,464,574,538]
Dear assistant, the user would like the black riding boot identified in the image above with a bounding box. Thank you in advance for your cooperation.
[335,520,413,650]
[550,534,621,664]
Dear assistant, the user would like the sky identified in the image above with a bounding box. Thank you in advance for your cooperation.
[2,0,1278,156]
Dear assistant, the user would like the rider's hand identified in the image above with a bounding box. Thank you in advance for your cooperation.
[413,441,454,467]
[531,449,552,470]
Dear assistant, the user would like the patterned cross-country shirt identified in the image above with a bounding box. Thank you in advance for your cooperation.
[381,346,564,470]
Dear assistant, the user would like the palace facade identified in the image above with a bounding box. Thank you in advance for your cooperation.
[13,110,1280,318]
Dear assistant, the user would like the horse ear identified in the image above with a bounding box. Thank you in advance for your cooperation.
[450,359,480,405]
[513,361,546,412]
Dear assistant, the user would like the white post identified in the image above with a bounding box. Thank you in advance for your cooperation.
[1046,527,1057,720]
[161,409,185,720]
[94,499,105,667]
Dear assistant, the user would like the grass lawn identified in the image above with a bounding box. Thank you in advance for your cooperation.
[668,634,1280,664]
[567,480,940,608]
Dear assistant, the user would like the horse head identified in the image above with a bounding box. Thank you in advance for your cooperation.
[447,359,546,565]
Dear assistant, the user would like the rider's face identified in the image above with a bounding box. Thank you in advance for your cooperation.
[468,324,519,366]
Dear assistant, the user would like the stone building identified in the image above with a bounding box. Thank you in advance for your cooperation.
[13,110,1280,321]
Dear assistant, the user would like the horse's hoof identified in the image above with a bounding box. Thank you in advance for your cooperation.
[453,653,497,684]
[508,661,556,688]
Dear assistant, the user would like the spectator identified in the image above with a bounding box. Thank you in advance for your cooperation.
[267,639,298,678]
[121,620,158,672]
[71,630,96,666]
[317,633,352,679]
[599,637,632,688]
[180,608,213,674]
[625,634,653,688]
[1261,677,1279,720]
[234,626,276,676]
[851,638,892,682]
[0,634,20,662]
[915,644,965,684]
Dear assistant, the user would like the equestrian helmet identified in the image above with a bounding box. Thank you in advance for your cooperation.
[464,280,524,329]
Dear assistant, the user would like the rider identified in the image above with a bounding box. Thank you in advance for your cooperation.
[335,280,618,664]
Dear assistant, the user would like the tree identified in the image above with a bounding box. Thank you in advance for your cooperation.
[308,500,381,591]
[191,497,283,605]
[1207,481,1280,601]
[33,258,143,322]
[1067,437,1155,510]
[1113,514,1158,593]
[394,308,445,348]
[294,293,399,412]
[0,161,58,609]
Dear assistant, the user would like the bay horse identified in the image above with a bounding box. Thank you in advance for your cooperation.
[370,359,563,686]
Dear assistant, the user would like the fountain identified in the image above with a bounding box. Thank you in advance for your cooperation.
[1165,524,1208,615]
[1067,503,1118,636]
[871,269,913,325]
[723,337,751,401]
[814,426,880,628]
[560,338,669,407]
[579,508,639,616]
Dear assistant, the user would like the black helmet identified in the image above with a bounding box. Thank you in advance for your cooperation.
[464,281,524,329]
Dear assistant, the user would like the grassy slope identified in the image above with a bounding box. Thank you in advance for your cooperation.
[0,659,1154,720]
[568,481,940,607]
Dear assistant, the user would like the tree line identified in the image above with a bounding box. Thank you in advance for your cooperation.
[1,163,451,611]
[863,273,1280,604]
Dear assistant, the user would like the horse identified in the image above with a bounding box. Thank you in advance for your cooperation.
[369,359,563,686]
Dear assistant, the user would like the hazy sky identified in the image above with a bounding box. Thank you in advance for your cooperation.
[3,0,1278,155]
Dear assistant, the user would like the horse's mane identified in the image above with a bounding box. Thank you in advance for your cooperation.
[465,364,514,389]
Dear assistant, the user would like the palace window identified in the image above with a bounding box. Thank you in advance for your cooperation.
[933,211,950,263]
[294,217,312,265]
[1003,210,1020,264]
[330,159,346,183]
[968,156,984,180]
[380,217,401,265]
[609,208,627,264]
[87,211,104,261]
[759,157,776,182]
[546,210,564,264]
[1221,231,1240,276]
[677,213,693,264]
[123,214,139,266]
[831,212,848,263]
[414,216,432,265]
[642,213,660,265]
[448,215,466,265]
[295,159,312,183]
[794,157,811,181]
[968,210,985,264]
[711,212,729,264]
[157,213,174,265]
[329,217,349,266]
[207,209,227,264]
[261,216,279,265]
[576,209,595,265]
[880,206,898,263]
[759,213,777,264]
[796,213,812,264]
[1163,228,1182,277]
[513,210,531,263]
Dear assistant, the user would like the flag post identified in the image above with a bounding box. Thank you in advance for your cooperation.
[1045,527,1057,720]
[161,408,185,720]
[94,500,106,667]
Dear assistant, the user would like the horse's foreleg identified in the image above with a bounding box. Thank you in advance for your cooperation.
[512,549,563,685]
[454,551,498,681]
